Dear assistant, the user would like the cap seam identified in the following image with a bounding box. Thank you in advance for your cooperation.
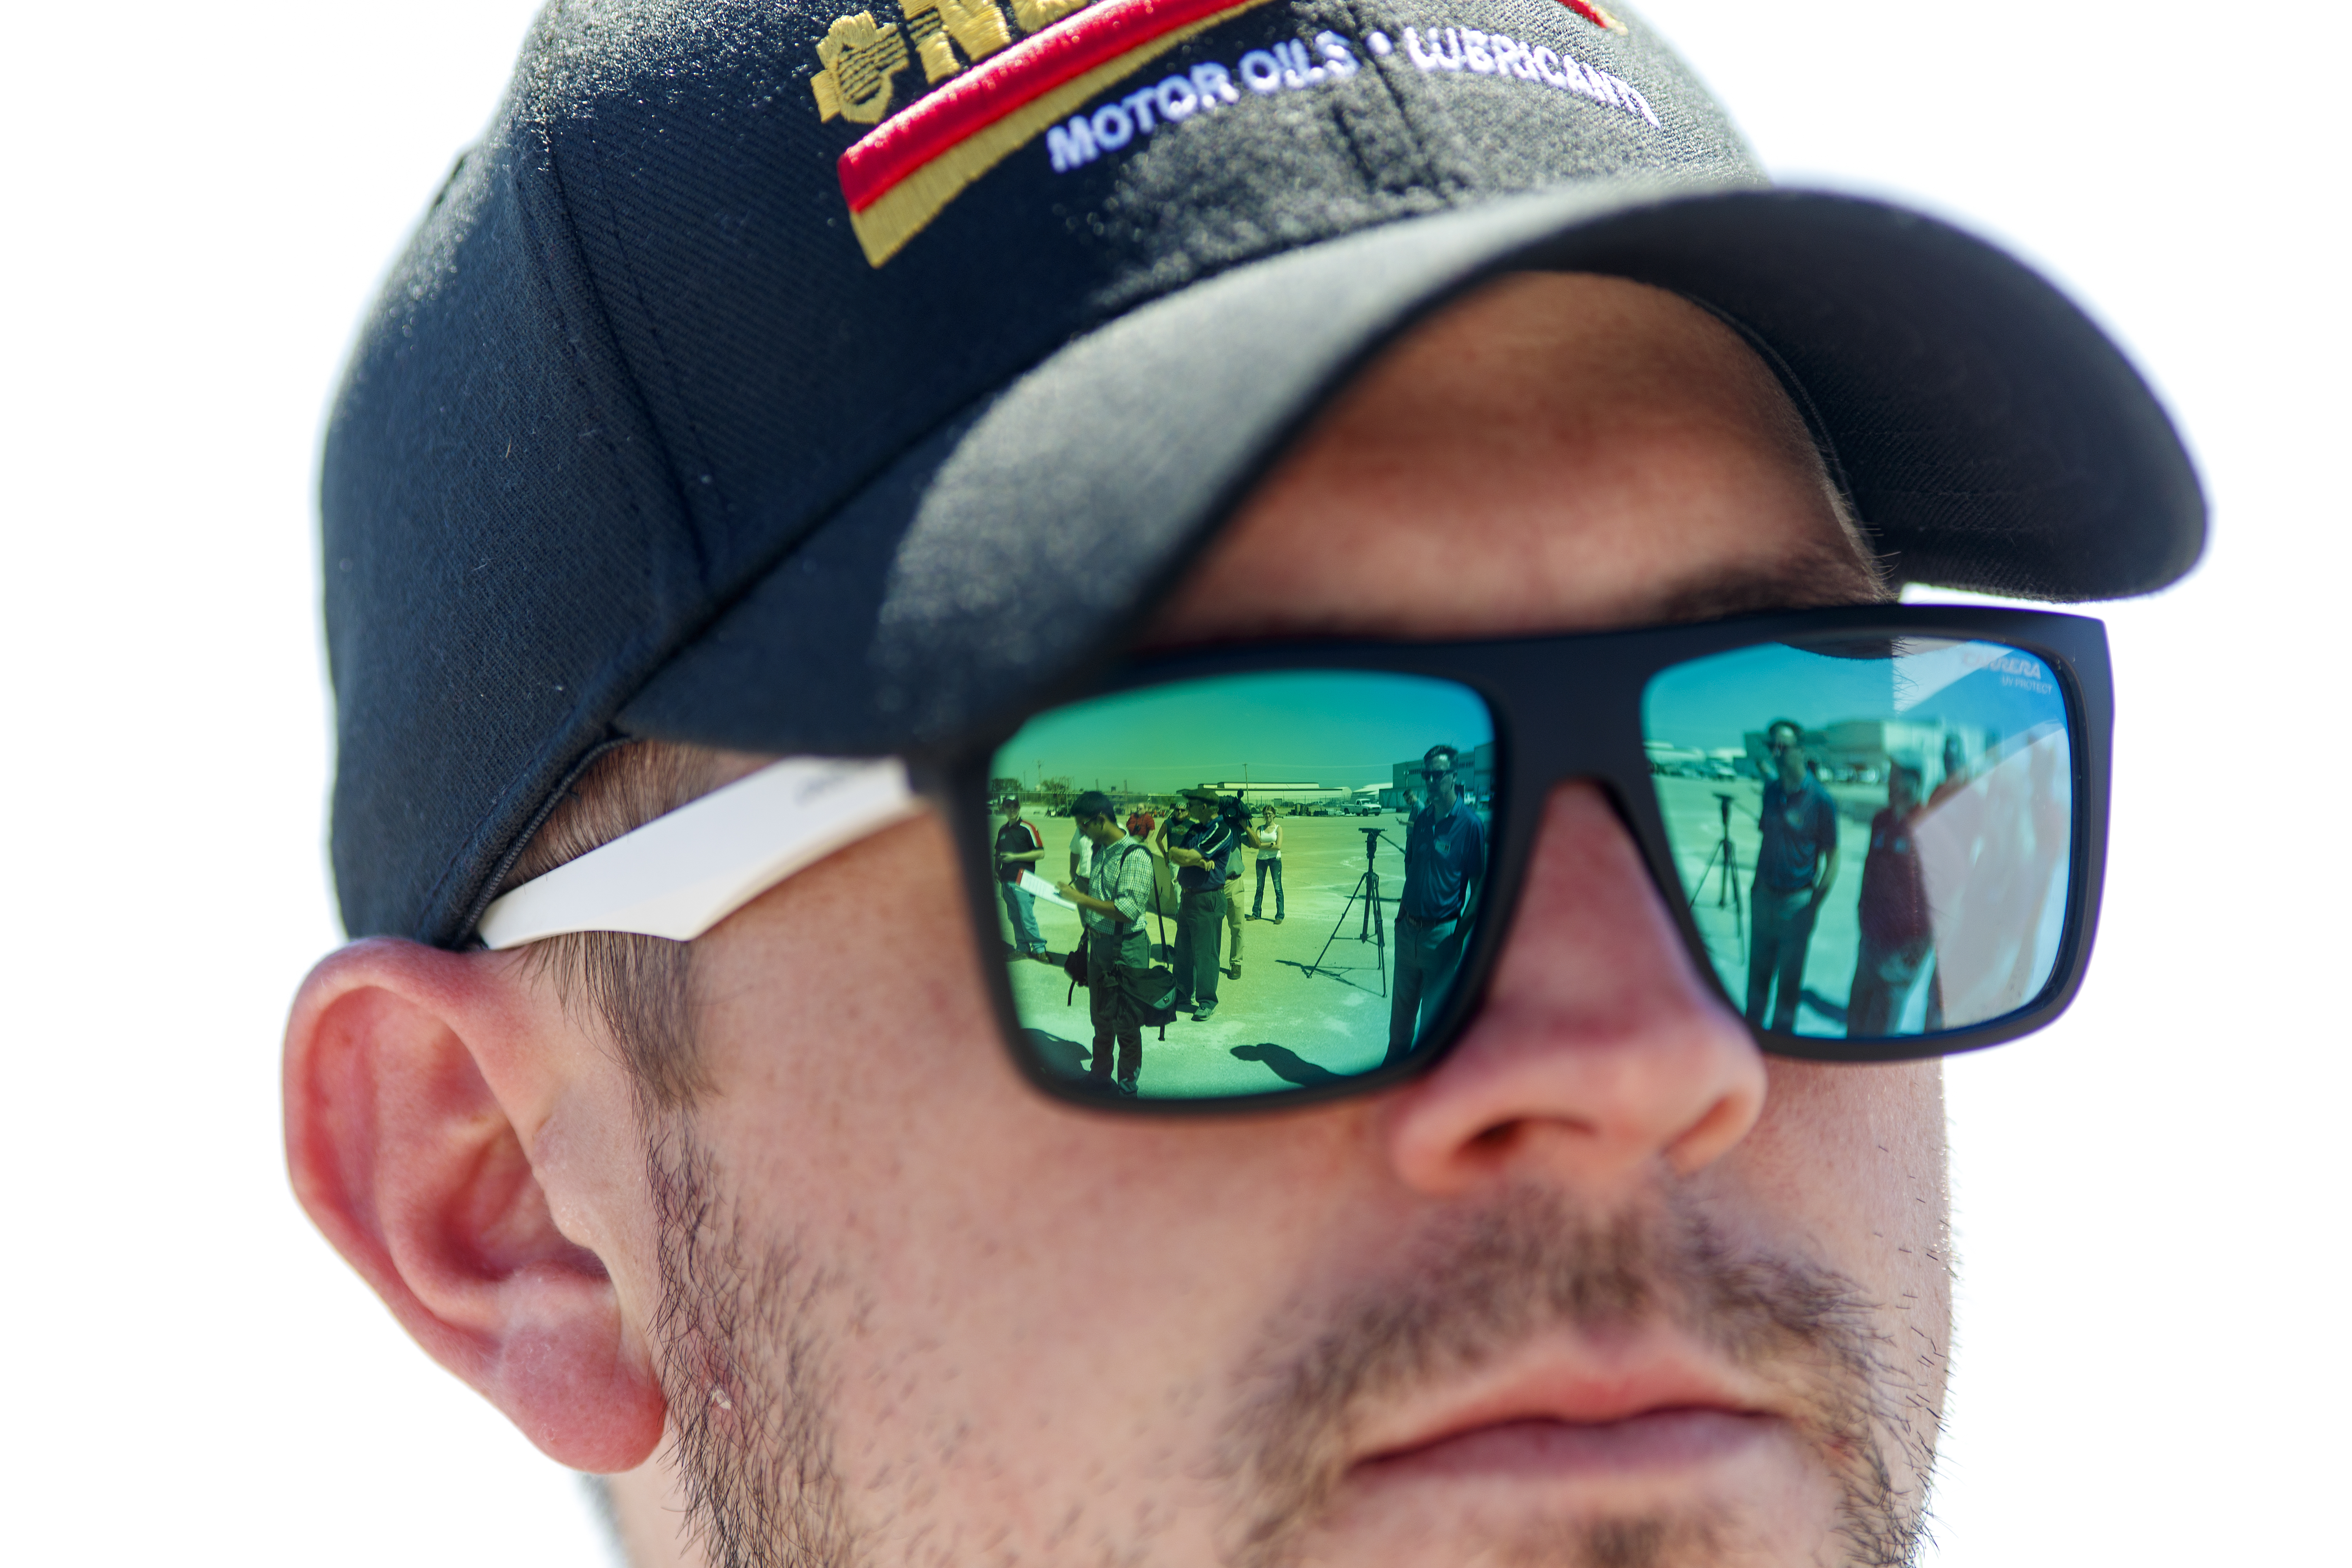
[407,133,689,946]
[570,112,734,582]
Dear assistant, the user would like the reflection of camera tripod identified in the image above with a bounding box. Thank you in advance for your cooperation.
[1306,828,1392,996]
[1687,792,1746,962]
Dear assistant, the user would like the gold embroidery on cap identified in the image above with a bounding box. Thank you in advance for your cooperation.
[845,5,1247,266]
[1009,0,1093,33]
[812,12,913,124]
[902,0,1017,83]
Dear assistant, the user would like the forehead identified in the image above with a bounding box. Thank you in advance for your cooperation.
[1146,272,1878,650]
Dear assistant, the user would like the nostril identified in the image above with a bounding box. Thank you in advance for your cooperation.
[1469,1123,1515,1154]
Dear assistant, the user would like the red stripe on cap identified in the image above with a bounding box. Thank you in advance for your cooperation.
[838,0,1251,213]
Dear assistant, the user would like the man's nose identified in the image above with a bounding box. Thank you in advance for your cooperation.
[1376,782,1767,1198]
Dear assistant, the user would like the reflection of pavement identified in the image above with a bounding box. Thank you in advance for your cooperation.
[995,815,1415,1099]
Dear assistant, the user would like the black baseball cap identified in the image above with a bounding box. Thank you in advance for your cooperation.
[322,0,2203,947]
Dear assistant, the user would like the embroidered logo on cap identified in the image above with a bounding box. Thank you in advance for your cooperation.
[814,0,1276,266]
[811,0,1647,268]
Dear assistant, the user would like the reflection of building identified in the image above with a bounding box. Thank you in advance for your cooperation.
[1644,740,1748,780]
[1208,780,1352,804]
[1383,740,1496,808]
[1739,720,1992,785]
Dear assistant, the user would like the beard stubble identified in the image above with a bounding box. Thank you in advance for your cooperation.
[643,1126,1943,1568]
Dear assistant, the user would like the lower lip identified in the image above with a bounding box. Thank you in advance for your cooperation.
[1359,1410,1779,1482]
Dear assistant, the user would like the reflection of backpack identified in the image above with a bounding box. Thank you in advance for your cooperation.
[1065,842,1181,1035]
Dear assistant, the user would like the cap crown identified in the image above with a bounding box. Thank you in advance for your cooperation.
[324,0,1753,941]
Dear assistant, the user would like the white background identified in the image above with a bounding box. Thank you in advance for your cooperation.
[1,2,2341,1561]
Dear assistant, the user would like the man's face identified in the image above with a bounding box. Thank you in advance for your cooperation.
[1425,762,1460,811]
[584,275,1944,1566]
[1768,730,1807,787]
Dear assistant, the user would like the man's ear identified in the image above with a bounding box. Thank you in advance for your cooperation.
[283,936,666,1473]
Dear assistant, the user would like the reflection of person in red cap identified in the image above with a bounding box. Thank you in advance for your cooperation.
[1848,764,1932,1037]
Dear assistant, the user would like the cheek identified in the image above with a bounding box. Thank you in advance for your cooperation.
[682,815,1371,1468]
[1720,1060,1949,1304]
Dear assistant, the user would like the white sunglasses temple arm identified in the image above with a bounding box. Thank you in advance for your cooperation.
[475,757,920,950]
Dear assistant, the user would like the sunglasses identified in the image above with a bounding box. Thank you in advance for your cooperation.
[479,605,2111,1113]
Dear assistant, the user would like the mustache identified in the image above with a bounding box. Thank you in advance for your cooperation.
[1218,1189,1933,1568]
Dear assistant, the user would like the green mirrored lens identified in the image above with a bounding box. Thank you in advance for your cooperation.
[989,671,1496,1101]
[1644,638,2073,1040]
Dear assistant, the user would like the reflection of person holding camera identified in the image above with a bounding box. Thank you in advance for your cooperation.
[1056,792,1157,1096]
[1746,720,1840,1031]
[1161,788,1243,1020]
[1249,806,1284,923]
[1386,746,1486,1065]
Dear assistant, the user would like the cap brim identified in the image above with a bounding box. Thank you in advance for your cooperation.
[621,179,2203,755]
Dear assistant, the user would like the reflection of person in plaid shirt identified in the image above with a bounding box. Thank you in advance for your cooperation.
[1058,791,1158,1095]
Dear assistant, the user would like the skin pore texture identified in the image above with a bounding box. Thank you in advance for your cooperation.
[284,274,1949,1568]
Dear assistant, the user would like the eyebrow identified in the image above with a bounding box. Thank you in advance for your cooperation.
[1648,537,1890,625]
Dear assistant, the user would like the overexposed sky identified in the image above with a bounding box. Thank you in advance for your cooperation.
[0,2,2341,1562]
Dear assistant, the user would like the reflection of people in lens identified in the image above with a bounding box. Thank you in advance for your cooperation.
[1057,791,1159,1096]
[993,795,1050,962]
[1249,806,1284,922]
[1386,744,1486,1065]
[1746,720,1840,1032]
[1127,803,1176,922]
[1162,788,1243,1021]
[1929,732,1972,809]
[1847,764,1931,1037]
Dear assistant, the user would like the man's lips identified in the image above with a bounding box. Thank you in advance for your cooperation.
[1362,1409,1780,1481]
[1348,1342,1784,1481]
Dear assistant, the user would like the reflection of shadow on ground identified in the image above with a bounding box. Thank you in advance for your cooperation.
[1230,1042,1341,1086]
[1799,988,1849,1028]
[1021,1028,1090,1078]
[1283,956,1385,997]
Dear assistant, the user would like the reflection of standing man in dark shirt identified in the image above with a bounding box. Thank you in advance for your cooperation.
[1847,763,1930,1037]
[1162,788,1241,1021]
[1386,744,1486,1065]
[993,795,1049,961]
[1746,720,1840,1032]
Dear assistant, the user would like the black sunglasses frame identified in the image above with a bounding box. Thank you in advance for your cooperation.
[922,605,2112,1116]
